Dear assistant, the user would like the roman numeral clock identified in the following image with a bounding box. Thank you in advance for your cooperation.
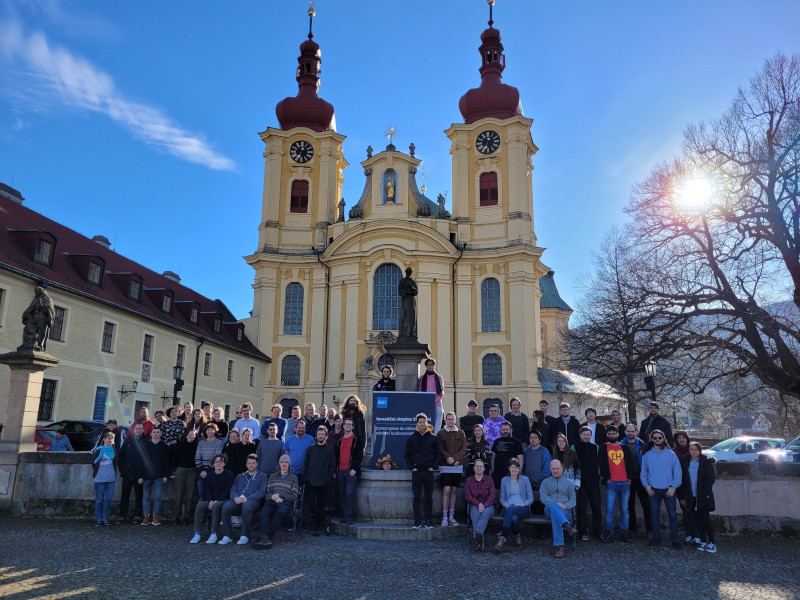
[475,130,500,154]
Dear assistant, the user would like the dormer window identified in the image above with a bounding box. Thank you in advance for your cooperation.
[190,305,199,324]
[87,261,103,286]
[237,328,243,342]
[214,315,222,333]
[34,237,53,266]
[290,180,309,213]
[128,277,142,302]
[479,172,499,206]
[162,293,173,314]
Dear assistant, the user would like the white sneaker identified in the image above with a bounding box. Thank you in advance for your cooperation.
[441,517,448,527]
[692,537,701,545]
[189,533,201,544]
[684,536,693,543]
[236,536,249,545]
[218,536,232,545]
[448,518,458,526]
[206,532,218,544]
[704,543,717,553]
[697,542,707,551]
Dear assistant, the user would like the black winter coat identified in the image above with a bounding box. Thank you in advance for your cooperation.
[678,454,716,512]
[404,430,442,470]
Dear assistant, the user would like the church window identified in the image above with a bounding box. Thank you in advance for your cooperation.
[283,283,304,335]
[281,355,301,386]
[479,172,498,206]
[481,278,501,332]
[372,264,402,330]
[290,180,309,213]
[482,353,502,386]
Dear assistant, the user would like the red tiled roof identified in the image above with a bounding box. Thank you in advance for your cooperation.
[0,196,269,363]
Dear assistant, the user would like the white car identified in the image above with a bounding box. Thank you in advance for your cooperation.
[705,437,785,462]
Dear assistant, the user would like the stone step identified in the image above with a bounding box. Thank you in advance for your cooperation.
[330,519,466,541]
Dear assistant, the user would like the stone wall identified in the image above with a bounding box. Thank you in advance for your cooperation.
[4,452,800,536]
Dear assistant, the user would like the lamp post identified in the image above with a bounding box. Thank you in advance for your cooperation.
[172,364,184,405]
[644,359,657,404]
[118,380,138,400]
[670,399,678,429]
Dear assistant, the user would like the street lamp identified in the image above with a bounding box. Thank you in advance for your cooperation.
[670,399,678,429]
[118,380,138,400]
[644,359,657,404]
[172,364,184,405]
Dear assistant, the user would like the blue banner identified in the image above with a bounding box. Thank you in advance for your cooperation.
[93,387,108,421]
[371,391,435,469]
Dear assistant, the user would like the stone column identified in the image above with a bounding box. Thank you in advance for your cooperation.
[0,349,60,511]
[385,342,430,392]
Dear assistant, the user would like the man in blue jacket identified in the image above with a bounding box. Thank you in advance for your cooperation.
[641,429,682,549]
[219,454,268,546]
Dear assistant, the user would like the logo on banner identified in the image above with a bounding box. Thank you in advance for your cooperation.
[376,396,388,408]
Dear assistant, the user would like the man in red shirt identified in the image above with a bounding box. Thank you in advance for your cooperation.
[599,426,640,543]
[335,418,363,525]
[127,407,155,439]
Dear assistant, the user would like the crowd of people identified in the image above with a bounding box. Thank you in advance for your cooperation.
[87,376,716,557]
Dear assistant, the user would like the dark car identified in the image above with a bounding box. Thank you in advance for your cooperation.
[757,435,800,463]
[46,420,128,451]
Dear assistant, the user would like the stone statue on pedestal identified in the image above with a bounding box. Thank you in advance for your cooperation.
[20,286,55,352]
[398,267,418,341]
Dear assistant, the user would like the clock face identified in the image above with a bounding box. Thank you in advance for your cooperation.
[289,140,314,163]
[475,130,501,154]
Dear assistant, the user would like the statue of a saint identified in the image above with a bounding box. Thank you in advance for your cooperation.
[21,286,55,351]
[385,178,395,202]
[398,267,418,341]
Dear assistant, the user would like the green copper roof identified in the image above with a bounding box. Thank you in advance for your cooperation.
[539,270,572,311]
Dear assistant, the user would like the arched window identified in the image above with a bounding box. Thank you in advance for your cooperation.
[372,264,402,330]
[481,278,501,332]
[482,397,504,418]
[279,397,299,416]
[283,283,304,335]
[290,180,309,213]
[482,353,502,386]
[378,354,395,370]
[479,172,498,206]
[280,355,301,386]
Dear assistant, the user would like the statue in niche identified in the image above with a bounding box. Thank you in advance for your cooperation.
[337,198,346,222]
[437,193,451,219]
[20,286,55,351]
[397,267,418,341]
[385,178,395,202]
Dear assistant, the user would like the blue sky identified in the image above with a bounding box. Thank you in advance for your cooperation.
[2,0,799,319]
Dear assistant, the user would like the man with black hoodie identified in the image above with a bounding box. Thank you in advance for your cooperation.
[639,403,674,447]
[139,426,170,526]
[549,403,581,448]
[117,422,146,523]
[304,426,336,536]
[404,413,442,529]
[573,426,602,540]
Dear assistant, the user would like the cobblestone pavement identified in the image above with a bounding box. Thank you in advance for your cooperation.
[0,518,798,600]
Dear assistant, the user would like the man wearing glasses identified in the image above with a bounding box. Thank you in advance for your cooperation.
[641,429,682,549]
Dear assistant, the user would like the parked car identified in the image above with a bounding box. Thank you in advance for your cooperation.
[757,435,800,463]
[0,424,58,451]
[705,436,785,462]
[46,420,128,451]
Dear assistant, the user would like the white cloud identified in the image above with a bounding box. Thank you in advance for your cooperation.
[0,20,235,170]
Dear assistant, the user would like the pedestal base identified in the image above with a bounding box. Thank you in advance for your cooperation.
[384,341,429,391]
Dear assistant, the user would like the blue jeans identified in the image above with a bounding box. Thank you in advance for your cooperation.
[501,504,531,537]
[648,487,679,543]
[544,502,571,546]
[606,480,631,531]
[469,504,496,535]
[142,479,163,515]
[94,481,115,522]
[338,469,357,522]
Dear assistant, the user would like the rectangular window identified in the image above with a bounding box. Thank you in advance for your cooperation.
[101,322,115,353]
[162,295,172,313]
[479,172,499,206]
[176,344,186,368]
[203,352,211,376]
[249,366,255,387]
[214,316,221,333]
[290,180,309,213]
[237,329,243,341]
[38,378,57,421]
[142,334,154,362]
[87,262,103,286]
[50,306,66,341]
[34,238,53,265]
[227,360,234,382]
[128,279,141,301]
[191,306,199,324]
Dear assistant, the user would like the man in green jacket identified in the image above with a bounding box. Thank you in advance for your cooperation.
[540,460,578,558]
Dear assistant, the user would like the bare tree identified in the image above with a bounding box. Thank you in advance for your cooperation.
[627,53,800,402]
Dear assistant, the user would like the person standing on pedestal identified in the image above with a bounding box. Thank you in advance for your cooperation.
[418,358,445,434]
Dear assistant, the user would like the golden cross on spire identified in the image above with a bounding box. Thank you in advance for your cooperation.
[384,125,399,145]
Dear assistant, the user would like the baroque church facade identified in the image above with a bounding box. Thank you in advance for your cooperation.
[242,8,573,418]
